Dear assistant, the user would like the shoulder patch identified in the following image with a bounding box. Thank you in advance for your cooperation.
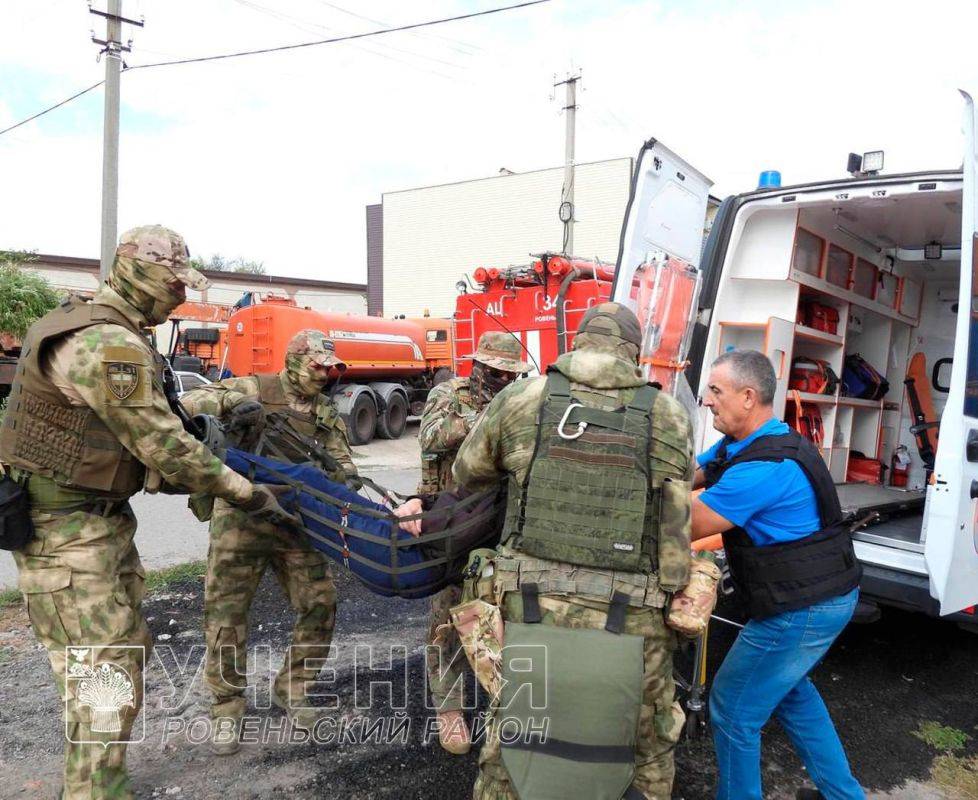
[100,342,153,407]
[105,362,140,400]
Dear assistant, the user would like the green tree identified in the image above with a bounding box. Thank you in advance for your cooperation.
[189,254,266,275]
[0,251,60,339]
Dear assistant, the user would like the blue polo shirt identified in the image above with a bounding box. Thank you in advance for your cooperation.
[697,418,822,546]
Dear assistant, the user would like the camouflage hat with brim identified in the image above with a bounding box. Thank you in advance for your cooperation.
[286,329,346,369]
[116,225,209,291]
[577,302,642,347]
[472,331,530,373]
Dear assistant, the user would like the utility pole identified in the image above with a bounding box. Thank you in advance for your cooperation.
[90,1,142,279]
[554,72,580,255]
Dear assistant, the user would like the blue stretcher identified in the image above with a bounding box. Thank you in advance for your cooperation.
[223,448,486,598]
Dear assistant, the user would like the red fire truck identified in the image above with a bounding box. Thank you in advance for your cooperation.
[453,252,701,394]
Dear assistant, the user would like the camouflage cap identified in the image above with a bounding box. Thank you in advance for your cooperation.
[577,302,642,348]
[116,225,209,291]
[286,329,345,369]
[472,331,530,373]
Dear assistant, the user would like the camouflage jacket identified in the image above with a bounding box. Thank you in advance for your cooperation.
[453,349,693,605]
[181,371,357,482]
[9,286,252,506]
[416,377,479,493]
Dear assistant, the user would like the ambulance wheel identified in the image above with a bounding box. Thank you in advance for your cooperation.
[349,393,377,445]
[377,392,407,439]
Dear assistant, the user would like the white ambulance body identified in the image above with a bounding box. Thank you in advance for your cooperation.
[613,93,978,623]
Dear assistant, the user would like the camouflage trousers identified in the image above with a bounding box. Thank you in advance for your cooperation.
[472,592,683,800]
[204,499,337,720]
[425,582,468,712]
[14,505,151,800]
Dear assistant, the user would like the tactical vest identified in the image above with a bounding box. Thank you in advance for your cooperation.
[505,370,660,574]
[703,430,862,619]
[0,297,152,498]
[418,379,475,495]
[255,373,337,464]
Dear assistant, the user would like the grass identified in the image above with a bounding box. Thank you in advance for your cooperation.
[0,560,207,608]
[931,754,978,799]
[0,587,21,609]
[143,560,207,592]
[915,720,972,753]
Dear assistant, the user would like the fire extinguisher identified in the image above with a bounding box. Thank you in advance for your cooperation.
[891,445,911,487]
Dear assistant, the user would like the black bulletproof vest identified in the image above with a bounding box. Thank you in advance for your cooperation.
[702,430,861,619]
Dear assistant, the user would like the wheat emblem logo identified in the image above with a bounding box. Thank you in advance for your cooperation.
[76,663,135,733]
[65,645,145,745]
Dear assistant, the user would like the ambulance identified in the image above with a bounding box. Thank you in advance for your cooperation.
[613,92,978,624]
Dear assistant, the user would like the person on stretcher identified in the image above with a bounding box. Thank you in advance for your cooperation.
[201,410,503,599]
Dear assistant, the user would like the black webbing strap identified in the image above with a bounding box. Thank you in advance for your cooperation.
[623,785,646,800]
[521,583,542,623]
[499,736,633,763]
[605,591,629,635]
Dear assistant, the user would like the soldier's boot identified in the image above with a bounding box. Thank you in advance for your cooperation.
[436,709,471,755]
[210,715,242,756]
[270,685,329,732]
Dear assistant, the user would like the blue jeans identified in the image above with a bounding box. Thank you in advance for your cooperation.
[710,588,864,800]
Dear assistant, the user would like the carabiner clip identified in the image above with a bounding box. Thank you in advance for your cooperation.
[557,403,587,440]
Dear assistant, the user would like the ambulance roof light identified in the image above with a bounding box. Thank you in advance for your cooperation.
[848,150,884,177]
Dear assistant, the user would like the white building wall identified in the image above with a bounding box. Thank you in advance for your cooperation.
[382,159,632,319]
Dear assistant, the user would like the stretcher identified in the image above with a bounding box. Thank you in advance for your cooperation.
[222,446,500,599]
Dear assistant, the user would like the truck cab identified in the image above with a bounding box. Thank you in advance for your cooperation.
[613,94,978,623]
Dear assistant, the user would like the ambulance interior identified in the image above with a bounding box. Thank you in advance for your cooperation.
[700,181,963,555]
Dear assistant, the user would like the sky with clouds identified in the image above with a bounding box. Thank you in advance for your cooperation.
[1,0,976,283]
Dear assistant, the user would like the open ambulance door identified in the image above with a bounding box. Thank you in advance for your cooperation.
[923,91,978,616]
[611,140,712,398]
[612,138,713,299]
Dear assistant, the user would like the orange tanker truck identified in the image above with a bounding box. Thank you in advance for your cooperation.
[206,295,453,444]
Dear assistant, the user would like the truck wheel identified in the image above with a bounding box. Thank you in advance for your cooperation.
[377,392,408,440]
[348,393,377,445]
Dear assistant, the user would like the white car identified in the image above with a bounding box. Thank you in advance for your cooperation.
[174,370,212,397]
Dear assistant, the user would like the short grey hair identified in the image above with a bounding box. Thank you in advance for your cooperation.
[712,349,777,405]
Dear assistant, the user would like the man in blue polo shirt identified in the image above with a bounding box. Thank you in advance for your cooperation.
[691,350,863,800]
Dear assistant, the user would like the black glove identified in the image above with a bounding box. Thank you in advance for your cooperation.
[227,401,266,452]
[237,483,301,530]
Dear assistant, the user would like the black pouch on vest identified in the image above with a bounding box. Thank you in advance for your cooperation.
[0,474,35,551]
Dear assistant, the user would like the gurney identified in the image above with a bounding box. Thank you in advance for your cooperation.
[217,418,502,599]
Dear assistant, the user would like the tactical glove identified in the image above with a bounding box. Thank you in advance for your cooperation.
[238,483,302,530]
[226,400,266,451]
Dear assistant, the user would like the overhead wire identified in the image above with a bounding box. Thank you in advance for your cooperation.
[0,80,105,137]
[125,0,548,71]
[0,0,550,139]
[227,0,464,78]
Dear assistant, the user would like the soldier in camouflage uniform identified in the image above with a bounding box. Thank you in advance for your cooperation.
[180,330,356,751]
[0,226,293,800]
[453,303,694,800]
[418,332,528,754]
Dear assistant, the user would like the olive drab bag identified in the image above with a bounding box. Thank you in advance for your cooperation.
[499,588,645,800]
[510,370,659,573]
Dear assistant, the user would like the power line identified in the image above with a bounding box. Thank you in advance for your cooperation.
[0,80,104,137]
[125,0,548,71]
[0,0,549,139]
